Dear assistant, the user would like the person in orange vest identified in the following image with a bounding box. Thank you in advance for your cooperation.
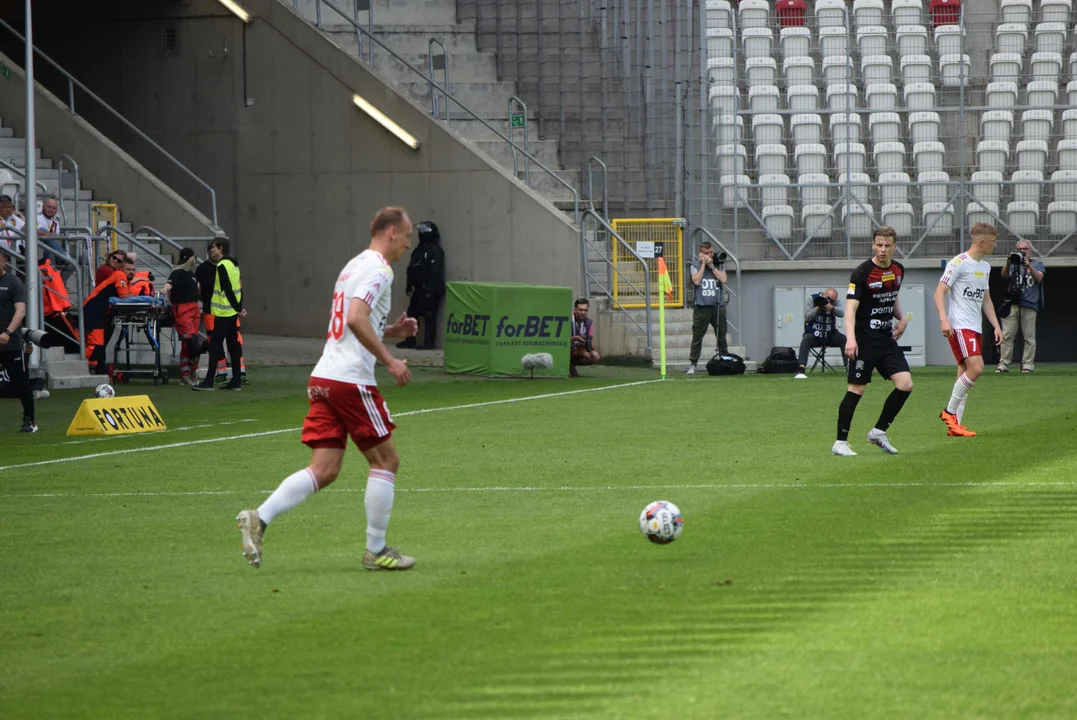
[39,257,80,350]
[128,268,155,297]
[165,248,202,385]
[83,256,133,374]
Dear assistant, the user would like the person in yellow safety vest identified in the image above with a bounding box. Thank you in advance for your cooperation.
[192,237,245,391]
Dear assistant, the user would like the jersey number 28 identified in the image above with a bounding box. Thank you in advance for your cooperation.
[327,291,346,340]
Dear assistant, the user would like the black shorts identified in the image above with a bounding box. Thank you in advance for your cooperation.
[848,338,910,385]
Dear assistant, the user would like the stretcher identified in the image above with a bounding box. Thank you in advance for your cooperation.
[108,296,171,385]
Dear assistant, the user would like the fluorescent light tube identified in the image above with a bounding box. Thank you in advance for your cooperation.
[352,93,421,150]
[217,0,251,22]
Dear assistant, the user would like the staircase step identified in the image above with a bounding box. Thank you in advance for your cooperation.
[291,0,459,27]
[470,138,560,167]
[46,359,90,376]
[398,80,521,114]
[48,374,100,390]
[326,24,480,55]
[366,49,499,83]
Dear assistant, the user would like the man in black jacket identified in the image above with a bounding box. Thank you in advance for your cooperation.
[397,221,445,349]
[195,239,246,384]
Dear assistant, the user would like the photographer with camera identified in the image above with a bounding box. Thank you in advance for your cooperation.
[569,298,600,377]
[686,242,728,375]
[794,287,846,379]
[997,240,1045,374]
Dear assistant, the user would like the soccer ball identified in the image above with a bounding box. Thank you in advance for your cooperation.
[94,383,116,399]
[639,501,683,544]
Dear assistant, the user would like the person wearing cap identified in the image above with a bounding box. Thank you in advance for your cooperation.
[165,248,203,385]
[397,220,445,349]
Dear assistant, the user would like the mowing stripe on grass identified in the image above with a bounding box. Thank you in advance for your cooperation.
[0,379,662,473]
[43,419,260,447]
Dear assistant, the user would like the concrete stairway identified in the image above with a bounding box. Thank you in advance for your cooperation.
[610,307,757,373]
[42,345,97,389]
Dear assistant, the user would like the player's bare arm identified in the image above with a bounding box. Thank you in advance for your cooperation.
[934,282,953,337]
[383,312,418,339]
[348,298,411,386]
[982,289,1003,346]
[892,298,908,340]
[844,298,859,359]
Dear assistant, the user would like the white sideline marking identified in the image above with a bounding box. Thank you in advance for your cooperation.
[0,379,662,473]
[44,419,259,447]
[5,480,1077,500]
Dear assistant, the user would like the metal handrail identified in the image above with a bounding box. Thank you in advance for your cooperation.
[58,154,80,230]
[309,0,581,225]
[690,227,741,347]
[580,208,653,353]
[96,225,175,271]
[133,226,210,264]
[0,17,220,229]
[428,39,450,121]
[586,156,609,219]
[0,157,48,198]
[507,96,529,182]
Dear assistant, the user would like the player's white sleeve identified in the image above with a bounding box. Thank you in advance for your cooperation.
[939,256,962,287]
[352,266,393,307]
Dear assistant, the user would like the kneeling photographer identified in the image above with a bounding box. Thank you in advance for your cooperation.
[794,287,846,379]
[997,240,1045,374]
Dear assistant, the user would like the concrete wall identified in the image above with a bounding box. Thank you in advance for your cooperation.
[10,0,580,338]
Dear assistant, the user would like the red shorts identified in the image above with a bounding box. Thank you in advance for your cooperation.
[947,328,983,362]
[301,377,396,451]
[173,302,200,336]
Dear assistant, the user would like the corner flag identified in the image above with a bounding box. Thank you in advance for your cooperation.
[656,257,672,379]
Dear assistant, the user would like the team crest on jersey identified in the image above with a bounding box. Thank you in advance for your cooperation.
[848,283,856,293]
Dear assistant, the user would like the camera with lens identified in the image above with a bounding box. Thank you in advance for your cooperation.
[1008,252,1023,266]
[813,294,831,310]
[715,251,728,264]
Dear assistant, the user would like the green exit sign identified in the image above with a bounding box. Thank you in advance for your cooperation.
[510,114,525,128]
[0,64,10,80]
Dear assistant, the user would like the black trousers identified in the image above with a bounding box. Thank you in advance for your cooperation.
[204,315,242,385]
[0,349,34,421]
[689,305,728,364]
[798,330,847,369]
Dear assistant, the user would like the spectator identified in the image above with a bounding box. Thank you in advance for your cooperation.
[794,287,847,379]
[36,196,69,276]
[165,248,202,386]
[95,250,127,286]
[686,241,728,375]
[569,298,600,377]
[0,195,25,254]
[193,237,245,391]
[397,221,445,350]
[196,238,246,384]
[0,249,35,432]
[997,239,1046,374]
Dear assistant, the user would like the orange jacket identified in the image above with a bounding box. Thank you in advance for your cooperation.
[129,271,155,297]
[40,259,72,315]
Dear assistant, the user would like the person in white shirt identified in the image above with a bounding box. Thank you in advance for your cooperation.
[236,207,420,572]
[933,222,1003,438]
[36,195,72,282]
[0,195,25,253]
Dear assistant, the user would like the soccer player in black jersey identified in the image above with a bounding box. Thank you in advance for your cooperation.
[833,227,913,456]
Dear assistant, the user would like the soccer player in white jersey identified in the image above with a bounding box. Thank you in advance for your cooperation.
[236,207,420,571]
[933,222,1003,438]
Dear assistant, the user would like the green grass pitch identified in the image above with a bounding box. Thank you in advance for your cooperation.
[2,364,1076,719]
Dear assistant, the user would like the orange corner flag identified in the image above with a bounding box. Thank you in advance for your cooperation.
[656,256,673,300]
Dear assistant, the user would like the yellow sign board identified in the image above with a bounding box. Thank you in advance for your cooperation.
[66,395,167,436]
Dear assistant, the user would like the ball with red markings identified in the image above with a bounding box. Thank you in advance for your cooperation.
[639,500,683,544]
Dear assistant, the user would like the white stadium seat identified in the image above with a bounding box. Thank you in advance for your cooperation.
[783,56,815,86]
[861,55,893,85]
[752,114,785,145]
[1035,23,1066,56]
[990,54,1023,85]
[892,0,923,27]
[745,57,778,88]
[918,171,951,205]
[977,141,1009,175]
[713,114,744,145]
[966,201,999,229]
[866,83,898,111]
[749,85,780,113]
[857,25,888,57]
[826,83,859,112]
[1007,201,1039,236]
[1031,52,1063,83]
[853,0,885,29]
[756,143,789,176]
[873,142,907,175]
[879,172,911,205]
[981,110,1014,143]
[781,27,812,58]
[708,85,739,116]
[1027,81,1058,108]
[788,84,820,112]
[1051,169,1077,201]
[1068,81,1077,108]
[970,170,1004,206]
[1063,109,1077,140]
[803,204,834,238]
[707,57,736,86]
[922,202,954,236]
[759,173,791,207]
[1041,0,1072,25]
[820,26,850,59]
[706,28,734,59]
[720,174,751,209]
[914,140,946,174]
[999,0,1032,25]
[986,82,1018,109]
[738,0,770,29]
[823,56,855,86]
[791,114,824,145]
[881,203,914,237]
[799,173,831,205]
[835,143,867,175]
[843,203,876,238]
[1012,170,1044,204]
[869,112,902,144]
[1048,201,1077,235]
[762,205,795,240]
[896,25,928,58]
[1016,139,1048,174]
[717,144,747,177]
[909,112,940,144]
[1021,110,1054,144]
[1057,139,1077,171]
[1069,52,1077,82]
[900,55,932,86]
[743,27,774,59]
[904,82,935,110]
[815,0,849,28]
[795,143,828,175]
[830,113,863,145]
[995,23,1027,57]
[935,25,964,58]
[705,0,732,29]
[840,172,872,203]
[940,54,971,88]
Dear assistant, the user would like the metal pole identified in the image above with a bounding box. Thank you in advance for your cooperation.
[515,0,522,88]
[644,0,654,216]
[699,0,708,231]
[558,1,565,150]
[958,4,967,252]
[621,0,630,216]
[24,0,41,366]
[537,0,544,139]
[658,0,668,205]
[675,83,683,218]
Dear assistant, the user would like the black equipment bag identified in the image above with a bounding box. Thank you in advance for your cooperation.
[706,352,746,376]
[760,346,799,374]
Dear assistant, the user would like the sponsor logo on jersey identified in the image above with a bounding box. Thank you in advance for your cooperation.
[869,281,883,289]
[961,287,986,300]
[848,283,856,294]
[880,272,896,282]
[973,271,985,277]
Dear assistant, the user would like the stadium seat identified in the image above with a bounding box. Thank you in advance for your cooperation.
[1016,139,1048,173]
[795,143,828,175]
[971,170,1004,206]
[709,85,739,116]
[776,0,807,28]
[753,113,785,145]
[896,25,929,58]
[707,28,734,59]
[1021,110,1054,144]
[820,26,850,59]
[1069,52,1077,82]
[746,58,778,88]
[879,172,911,205]
[976,141,1009,175]
[756,143,789,176]
[1035,23,1066,56]
[862,55,894,85]
[1048,201,1077,234]
[842,203,876,238]
[909,111,941,144]
[739,0,770,29]
[1031,52,1063,83]
[799,173,831,205]
[1041,0,1072,25]
[966,201,999,229]
[869,112,902,144]
[707,57,736,86]
[918,171,951,204]
[781,26,812,58]
[791,113,824,144]
[853,0,885,29]
[1057,139,1077,170]
[981,110,1014,143]
[1063,109,1077,140]
[999,0,1032,25]
[720,174,752,208]
[762,205,795,239]
[874,142,907,175]
[866,83,899,110]
[788,84,820,111]
[901,55,932,86]
[904,82,936,110]
[835,143,867,175]
[831,113,863,145]
[990,54,1023,85]
[1068,80,1077,108]
[743,27,774,59]
[986,82,1018,109]
[940,54,971,87]
[995,24,1027,57]
[803,204,834,238]
[823,56,855,86]
[1051,169,1077,201]
[783,56,815,86]
[841,172,872,202]
[915,140,947,174]
[713,114,744,145]
[717,144,748,177]
[705,0,732,30]
[1012,170,1044,204]
[827,83,859,112]
[930,0,961,27]
[815,0,850,27]
[857,25,888,57]
[1007,201,1039,236]
[759,173,791,207]
[892,0,924,27]
[923,202,955,235]
[881,203,915,237]
[934,25,964,56]
[1027,81,1058,108]
[749,85,781,113]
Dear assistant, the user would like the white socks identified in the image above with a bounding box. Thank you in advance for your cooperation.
[365,470,396,554]
[946,373,975,416]
[258,467,318,525]
[956,395,968,424]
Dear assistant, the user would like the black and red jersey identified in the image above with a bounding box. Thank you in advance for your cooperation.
[847,258,905,343]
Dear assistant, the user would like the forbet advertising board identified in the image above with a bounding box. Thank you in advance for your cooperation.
[443,282,571,377]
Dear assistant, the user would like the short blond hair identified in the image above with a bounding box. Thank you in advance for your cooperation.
[369,206,408,237]
[970,222,997,241]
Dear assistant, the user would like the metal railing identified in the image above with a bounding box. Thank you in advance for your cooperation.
[580,208,653,353]
[57,154,80,230]
[586,156,609,220]
[508,96,529,182]
[0,17,220,229]
[428,39,450,121]
[96,225,176,272]
[689,226,741,347]
[133,226,214,264]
